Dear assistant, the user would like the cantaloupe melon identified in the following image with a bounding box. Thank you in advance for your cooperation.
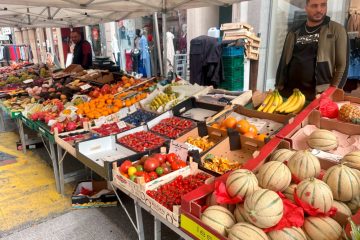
[296,178,333,213]
[234,203,247,223]
[201,205,236,236]
[341,151,360,171]
[226,169,259,199]
[303,216,342,240]
[244,189,283,228]
[287,150,321,181]
[257,161,291,192]
[331,200,352,226]
[206,192,236,212]
[322,164,360,201]
[307,129,338,151]
[267,227,307,240]
[270,149,295,163]
[283,183,297,202]
[347,196,360,214]
[228,222,269,240]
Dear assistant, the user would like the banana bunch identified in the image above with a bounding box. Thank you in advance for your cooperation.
[149,93,177,111]
[275,89,306,114]
[257,90,283,114]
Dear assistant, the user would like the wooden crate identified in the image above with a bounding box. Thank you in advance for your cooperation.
[220,22,253,31]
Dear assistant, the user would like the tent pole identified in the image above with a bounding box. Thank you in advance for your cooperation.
[153,12,163,76]
[162,11,167,77]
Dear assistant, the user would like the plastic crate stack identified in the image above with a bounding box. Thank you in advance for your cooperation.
[219,46,245,91]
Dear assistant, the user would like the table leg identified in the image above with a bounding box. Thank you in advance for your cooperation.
[49,142,60,193]
[134,200,145,240]
[17,118,26,154]
[57,144,65,195]
[154,217,161,240]
[0,109,5,131]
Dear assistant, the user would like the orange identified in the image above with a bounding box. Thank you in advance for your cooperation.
[125,99,132,107]
[243,132,256,139]
[255,133,267,142]
[112,106,120,113]
[221,116,237,129]
[236,119,250,134]
[131,97,136,105]
[211,123,220,129]
[106,99,113,104]
[248,124,258,135]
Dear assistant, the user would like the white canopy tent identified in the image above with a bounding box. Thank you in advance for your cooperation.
[0,0,247,75]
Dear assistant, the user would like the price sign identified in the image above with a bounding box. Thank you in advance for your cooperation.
[117,121,127,129]
[129,105,137,113]
[185,142,203,153]
[80,84,92,91]
[180,214,220,240]
[117,108,128,119]
[311,149,342,163]
[94,116,106,127]
[23,79,34,84]
[169,140,188,162]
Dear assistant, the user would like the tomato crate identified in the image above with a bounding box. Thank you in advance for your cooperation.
[143,163,213,227]
[222,46,244,57]
[20,114,37,131]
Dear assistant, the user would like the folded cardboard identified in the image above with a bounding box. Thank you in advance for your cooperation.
[72,180,117,208]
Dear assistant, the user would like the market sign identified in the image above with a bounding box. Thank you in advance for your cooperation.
[1,27,12,35]
[0,34,9,41]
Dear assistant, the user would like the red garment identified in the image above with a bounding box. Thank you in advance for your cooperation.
[9,46,16,61]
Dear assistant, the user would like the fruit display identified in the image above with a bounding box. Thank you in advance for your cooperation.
[185,136,215,152]
[257,90,283,114]
[202,154,241,174]
[2,96,31,112]
[117,131,166,152]
[283,184,297,202]
[267,227,306,240]
[339,103,360,123]
[118,153,187,183]
[322,164,360,201]
[200,205,236,236]
[146,173,209,210]
[122,109,157,127]
[302,216,342,240]
[269,148,295,163]
[206,192,236,212]
[341,151,360,170]
[59,131,96,146]
[307,129,338,151]
[348,196,360,214]
[91,122,132,136]
[257,161,291,192]
[148,92,179,112]
[150,117,195,138]
[233,204,247,222]
[331,200,352,226]
[228,222,268,240]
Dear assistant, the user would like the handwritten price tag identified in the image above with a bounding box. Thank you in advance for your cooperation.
[169,140,188,162]
[117,108,129,119]
[80,84,92,91]
[117,121,127,129]
[94,116,106,127]
[185,142,203,153]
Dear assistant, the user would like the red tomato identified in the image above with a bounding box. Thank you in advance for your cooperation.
[119,160,132,174]
[152,153,166,164]
[143,173,151,183]
[166,153,177,164]
[149,171,158,180]
[171,162,180,171]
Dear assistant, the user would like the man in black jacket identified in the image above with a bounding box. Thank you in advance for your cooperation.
[276,0,349,100]
[71,31,93,69]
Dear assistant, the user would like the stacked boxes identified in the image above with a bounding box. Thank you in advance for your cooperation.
[221,22,260,60]
[220,46,245,91]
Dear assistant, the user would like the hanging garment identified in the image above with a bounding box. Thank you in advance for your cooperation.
[15,46,20,61]
[166,32,175,71]
[9,46,16,61]
[347,13,358,32]
[139,35,151,77]
[131,49,140,73]
[179,34,187,53]
[125,51,133,72]
[190,35,223,87]
[0,46,4,60]
[3,46,10,64]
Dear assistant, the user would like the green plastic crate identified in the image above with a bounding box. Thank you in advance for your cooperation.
[222,56,244,68]
[36,121,55,143]
[219,80,244,91]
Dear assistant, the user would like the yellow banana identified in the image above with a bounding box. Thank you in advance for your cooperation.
[257,91,273,111]
[284,91,302,113]
[276,90,297,113]
[267,91,280,113]
[293,91,306,114]
[263,93,275,113]
[278,92,283,106]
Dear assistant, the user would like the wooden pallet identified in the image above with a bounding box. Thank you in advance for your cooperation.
[223,30,261,42]
[220,22,253,31]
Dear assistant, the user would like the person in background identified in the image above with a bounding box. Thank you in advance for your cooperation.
[276,0,349,100]
[70,31,93,69]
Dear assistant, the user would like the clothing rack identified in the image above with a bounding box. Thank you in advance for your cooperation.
[0,44,33,64]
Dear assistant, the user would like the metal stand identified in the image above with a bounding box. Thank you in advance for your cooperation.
[16,118,27,154]
[0,108,5,131]
[40,135,60,193]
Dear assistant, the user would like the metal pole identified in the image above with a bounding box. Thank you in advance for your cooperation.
[153,12,163,76]
[57,144,65,195]
[49,142,61,193]
[162,11,167,76]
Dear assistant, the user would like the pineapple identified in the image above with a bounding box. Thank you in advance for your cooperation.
[339,104,360,122]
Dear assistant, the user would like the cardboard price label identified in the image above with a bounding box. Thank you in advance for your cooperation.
[117,121,127,129]
[311,149,342,163]
[169,140,188,162]
[80,84,92,91]
[185,142,203,153]
[129,105,137,113]
[180,214,220,240]
[116,108,129,119]
[23,79,34,84]
[94,117,106,127]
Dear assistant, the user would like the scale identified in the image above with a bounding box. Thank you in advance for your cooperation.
[93,56,118,71]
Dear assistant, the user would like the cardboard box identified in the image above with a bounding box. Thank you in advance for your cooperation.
[71,180,117,208]
[64,64,84,73]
